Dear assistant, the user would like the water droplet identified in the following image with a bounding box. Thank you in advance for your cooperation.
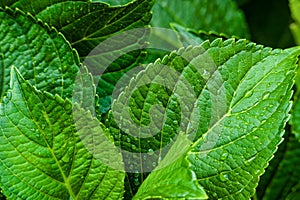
[148,148,154,155]
[143,155,147,160]
[6,92,12,100]
[286,71,293,76]
[244,157,255,166]
[187,122,193,130]
[152,162,157,167]
[134,178,140,186]
[220,172,229,182]
[202,70,210,80]
[245,91,253,98]
[253,135,259,140]
[220,152,229,160]
[134,171,139,177]
[263,92,270,100]
[158,156,162,163]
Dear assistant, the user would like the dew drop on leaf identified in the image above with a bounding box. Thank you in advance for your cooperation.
[6,91,12,100]
[244,156,255,166]
[220,172,229,182]
[134,178,140,186]
[131,145,136,150]
[148,148,154,155]
[152,162,157,167]
[252,135,259,140]
[220,152,229,160]
[244,90,253,98]
[262,92,270,100]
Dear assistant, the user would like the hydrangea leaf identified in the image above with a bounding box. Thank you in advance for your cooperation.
[289,0,300,45]
[108,39,300,198]
[0,7,80,100]
[0,67,125,199]
[1,0,154,114]
[0,0,152,58]
[150,0,249,38]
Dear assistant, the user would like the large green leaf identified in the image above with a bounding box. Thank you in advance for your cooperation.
[1,0,154,114]
[255,134,300,200]
[108,39,300,198]
[290,0,300,45]
[151,0,249,38]
[0,0,152,58]
[0,8,80,100]
[0,67,125,199]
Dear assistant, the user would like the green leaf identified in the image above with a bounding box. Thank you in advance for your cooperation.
[150,0,249,38]
[133,133,208,199]
[0,8,79,100]
[1,0,153,58]
[256,134,300,199]
[186,44,299,199]
[1,0,154,114]
[0,67,125,199]
[290,0,300,45]
[108,39,300,198]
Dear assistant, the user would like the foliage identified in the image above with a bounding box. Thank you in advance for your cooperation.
[0,0,300,199]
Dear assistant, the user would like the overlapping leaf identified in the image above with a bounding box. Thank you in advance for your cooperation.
[0,68,125,199]
[151,0,249,38]
[1,0,152,58]
[1,0,154,114]
[0,8,80,100]
[108,38,300,198]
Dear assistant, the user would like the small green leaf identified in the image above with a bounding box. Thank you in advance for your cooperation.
[0,7,80,99]
[0,67,124,199]
[151,0,249,38]
[133,134,208,200]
